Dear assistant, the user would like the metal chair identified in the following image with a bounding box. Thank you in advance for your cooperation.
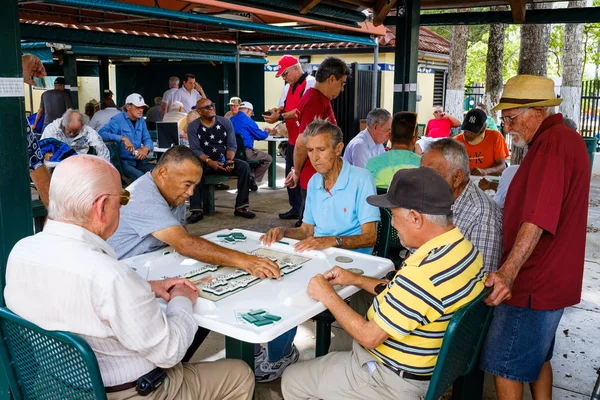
[0,307,106,400]
[424,287,493,400]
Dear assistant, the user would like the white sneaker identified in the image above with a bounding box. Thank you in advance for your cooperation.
[254,345,300,383]
[254,346,267,368]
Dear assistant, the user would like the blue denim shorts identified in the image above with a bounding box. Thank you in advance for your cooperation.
[479,302,564,383]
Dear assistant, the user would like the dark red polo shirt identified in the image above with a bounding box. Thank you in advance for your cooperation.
[502,113,590,310]
[296,88,337,190]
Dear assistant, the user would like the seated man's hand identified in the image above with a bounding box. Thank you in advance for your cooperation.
[242,255,281,280]
[121,136,135,153]
[284,168,298,189]
[149,278,198,302]
[135,146,149,160]
[260,227,285,246]
[169,283,199,304]
[207,159,226,171]
[224,160,234,172]
[294,236,334,253]
[323,266,357,287]
[307,274,336,304]
[484,269,514,306]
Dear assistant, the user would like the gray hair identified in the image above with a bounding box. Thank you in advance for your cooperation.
[169,101,184,113]
[169,76,180,87]
[48,155,117,225]
[366,108,391,130]
[303,118,343,148]
[427,139,470,183]
[60,109,83,129]
[402,208,453,227]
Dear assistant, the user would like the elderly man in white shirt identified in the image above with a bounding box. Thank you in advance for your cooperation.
[89,98,121,132]
[42,109,110,162]
[173,73,205,113]
[343,108,391,168]
[4,155,254,399]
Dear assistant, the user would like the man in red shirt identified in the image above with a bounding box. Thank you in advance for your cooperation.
[424,106,460,138]
[480,75,590,400]
[286,57,350,225]
[264,55,316,221]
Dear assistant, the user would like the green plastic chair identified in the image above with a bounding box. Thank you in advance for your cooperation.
[373,206,405,267]
[31,199,47,234]
[0,307,106,400]
[234,134,261,168]
[424,287,493,400]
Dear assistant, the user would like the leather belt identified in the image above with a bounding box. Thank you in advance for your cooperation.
[105,381,137,393]
[382,363,432,381]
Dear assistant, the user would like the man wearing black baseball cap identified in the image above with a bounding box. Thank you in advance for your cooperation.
[33,76,73,132]
[282,168,486,399]
[454,108,508,177]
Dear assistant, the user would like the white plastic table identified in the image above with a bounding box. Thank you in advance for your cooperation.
[264,136,288,189]
[124,228,394,367]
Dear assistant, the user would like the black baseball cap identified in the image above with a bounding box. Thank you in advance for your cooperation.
[461,108,487,133]
[366,167,454,215]
[54,77,65,85]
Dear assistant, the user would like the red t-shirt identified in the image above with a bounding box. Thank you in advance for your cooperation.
[502,114,590,310]
[295,88,337,190]
[454,129,509,170]
[426,118,454,138]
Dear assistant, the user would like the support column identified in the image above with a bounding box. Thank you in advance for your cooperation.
[218,64,230,116]
[98,56,110,101]
[0,0,32,397]
[392,0,421,113]
[63,53,79,108]
[372,38,379,110]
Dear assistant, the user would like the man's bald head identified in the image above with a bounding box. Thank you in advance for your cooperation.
[48,155,122,238]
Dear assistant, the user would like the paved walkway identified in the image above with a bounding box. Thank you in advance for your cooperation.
[185,155,600,399]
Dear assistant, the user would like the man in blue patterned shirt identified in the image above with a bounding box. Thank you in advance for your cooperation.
[420,138,503,272]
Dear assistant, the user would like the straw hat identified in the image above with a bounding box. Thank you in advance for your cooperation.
[492,75,562,112]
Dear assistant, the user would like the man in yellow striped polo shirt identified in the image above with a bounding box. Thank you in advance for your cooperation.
[282,167,486,400]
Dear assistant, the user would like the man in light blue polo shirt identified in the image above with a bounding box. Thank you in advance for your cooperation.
[343,108,391,169]
[257,119,380,383]
[99,93,154,181]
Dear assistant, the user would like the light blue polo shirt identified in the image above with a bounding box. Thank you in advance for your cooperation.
[303,159,380,254]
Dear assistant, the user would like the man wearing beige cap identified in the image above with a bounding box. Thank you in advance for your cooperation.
[480,75,590,399]
[282,167,485,399]
[225,96,242,119]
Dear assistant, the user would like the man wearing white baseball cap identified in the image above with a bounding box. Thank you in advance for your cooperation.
[231,101,273,190]
[99,93,155,181]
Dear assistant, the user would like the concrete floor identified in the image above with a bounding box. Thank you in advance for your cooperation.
[185,152,600,399]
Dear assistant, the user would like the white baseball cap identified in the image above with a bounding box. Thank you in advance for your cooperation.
[125,93,148,108]
[239,101,253,110]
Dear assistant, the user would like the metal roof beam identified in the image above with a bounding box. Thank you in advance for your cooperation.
[20,23,237,54]
[37,0,376,46]
[385,7,600,25]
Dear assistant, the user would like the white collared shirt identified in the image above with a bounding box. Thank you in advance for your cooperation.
[5,220,197,386]
[172,87,202,113]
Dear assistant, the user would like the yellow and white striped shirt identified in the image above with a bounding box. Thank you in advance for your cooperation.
[366,227,485,376]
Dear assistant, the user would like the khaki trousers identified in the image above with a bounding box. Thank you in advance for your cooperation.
[282,340,429,400]
[107,359,254,400]
[245,148,272,183]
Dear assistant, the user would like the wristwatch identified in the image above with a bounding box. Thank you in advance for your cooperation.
[334,236,343,248]
[278,113,284,121]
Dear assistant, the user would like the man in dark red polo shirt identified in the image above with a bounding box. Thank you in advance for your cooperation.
[285,57,350,226]
[480,75,590,400]
[264,55,316,221]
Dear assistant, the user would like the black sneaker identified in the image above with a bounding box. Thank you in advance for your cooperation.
[279,210,299,220]
[215,183,230,190]
[234,208,256,219]
[250,178,259,192]
[186,211,204,224]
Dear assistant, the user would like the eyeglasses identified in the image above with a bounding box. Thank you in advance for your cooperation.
[97,189,130,206]
[198,103,216,110]
[434,110,443,114]
[281,70,289,78]
[500,108,529,125]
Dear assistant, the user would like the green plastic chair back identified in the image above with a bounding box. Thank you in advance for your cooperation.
[103,140,125,177]
[235,134,259,166]
[424,287,493,400]
[148,130,158,142]
[0,307,107,400]
[374,207,391,258]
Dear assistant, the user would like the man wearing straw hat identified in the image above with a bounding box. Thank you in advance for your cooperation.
[480,75,590,399]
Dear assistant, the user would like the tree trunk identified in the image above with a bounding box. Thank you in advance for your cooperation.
[512,2,551,164]
[518,2,551,76]
[559,0,586,127]
[485,7,505,124]
[445,12,469,123]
